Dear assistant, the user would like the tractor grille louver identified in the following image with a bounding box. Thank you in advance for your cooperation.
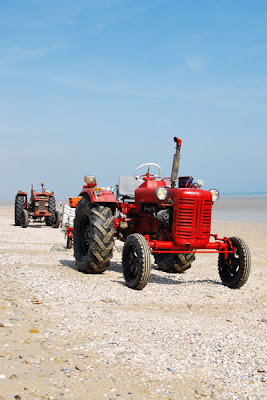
[175,198,212,238]
[36,202,48,212]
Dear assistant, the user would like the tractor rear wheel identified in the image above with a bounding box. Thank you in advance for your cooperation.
[47,196,56,225]
[14,195,25,226]
[218,237,251,289]
[74,197,115,273]
[21,209,29,228]
[153,253,195,273]
[122,233,151,290]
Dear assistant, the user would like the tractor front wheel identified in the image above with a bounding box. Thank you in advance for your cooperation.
[74,197,115,273]
[53,211,61,228]
[122,234,151,290]
[153,253,195,273]
[21,209,29,228]
[218,237,251,289]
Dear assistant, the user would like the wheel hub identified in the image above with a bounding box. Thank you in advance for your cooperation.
[127,247,139,279]
[83,225,90,246]
[80,215,90,256]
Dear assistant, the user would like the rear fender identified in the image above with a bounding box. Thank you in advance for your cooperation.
[79,188,118,212]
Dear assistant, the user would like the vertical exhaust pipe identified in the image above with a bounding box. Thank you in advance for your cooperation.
[171,137,182,188]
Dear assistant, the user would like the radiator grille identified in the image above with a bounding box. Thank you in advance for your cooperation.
[36,202,48,212]
[176,198,212,238]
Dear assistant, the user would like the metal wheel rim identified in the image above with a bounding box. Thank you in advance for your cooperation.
[224,252,240,278]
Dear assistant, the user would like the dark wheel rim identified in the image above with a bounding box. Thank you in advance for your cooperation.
[223,251,240,279]
[80,214,90,256]
[124,243,139,281]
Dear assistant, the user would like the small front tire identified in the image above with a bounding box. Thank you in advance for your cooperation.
[21,209,29,228]
[53,211,61,228]
[122,234,151,290]
[218,237,251,289]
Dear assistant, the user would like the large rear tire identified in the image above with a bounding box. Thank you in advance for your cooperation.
[122,233,151,290]
[74,197,115,273]
[153,253,195,273]
[47,196,56,226]
[14,195,25,226]
[218,237,251,289]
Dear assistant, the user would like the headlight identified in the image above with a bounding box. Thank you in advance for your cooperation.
[210,189,220,202]
[192,179,204,188]
[94,188,102,197]
[156,187,168,201]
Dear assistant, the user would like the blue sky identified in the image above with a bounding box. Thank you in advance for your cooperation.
[1,0,267,201]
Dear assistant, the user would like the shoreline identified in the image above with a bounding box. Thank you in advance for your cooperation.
[3,193,267,223]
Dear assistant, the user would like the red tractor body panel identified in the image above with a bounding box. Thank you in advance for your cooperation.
[115,184,215,251]
[171,188,212,247]
[134,179,166,209]
[79,186,117,205]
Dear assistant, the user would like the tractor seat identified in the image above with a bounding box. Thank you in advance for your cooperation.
[117,176,141,202]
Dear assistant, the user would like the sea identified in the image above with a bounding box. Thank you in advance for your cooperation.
[212,193,267,223]
[1,193,267,223]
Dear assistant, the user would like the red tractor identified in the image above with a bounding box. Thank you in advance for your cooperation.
[73,138,251,290]
[14,182,61,228]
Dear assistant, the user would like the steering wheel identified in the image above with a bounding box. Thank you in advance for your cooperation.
[133,163,161,182]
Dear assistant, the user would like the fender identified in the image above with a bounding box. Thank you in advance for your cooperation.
[79,187,117,206]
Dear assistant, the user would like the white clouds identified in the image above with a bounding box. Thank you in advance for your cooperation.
[0,44,68,62]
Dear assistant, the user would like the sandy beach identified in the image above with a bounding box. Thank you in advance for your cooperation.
[0,201,266,400]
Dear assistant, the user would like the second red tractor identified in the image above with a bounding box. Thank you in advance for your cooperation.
[14,183,61,228]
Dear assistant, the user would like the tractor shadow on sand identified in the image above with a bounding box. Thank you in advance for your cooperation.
[146,273,220,286]
[111,274,220,287]
[59,259,77,271]
[59,260,122,272]
[58,259,220,287]
[108,262,220,287]
[13,223,48,229]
